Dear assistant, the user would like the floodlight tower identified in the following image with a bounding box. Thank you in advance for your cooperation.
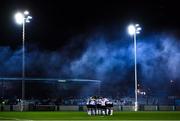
[14,10,32,111]
[127,24,141,111]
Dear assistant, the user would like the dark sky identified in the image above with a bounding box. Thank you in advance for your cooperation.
[0,0,180,50]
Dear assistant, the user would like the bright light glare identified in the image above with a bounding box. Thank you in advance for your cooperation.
[26,20,30,23]
[24,11,29,15]
[135,24,139,27]
[15,12,24,24]
[27,16,32,19]
[137,27,142,31]
[136,31,140,34]
[128,25,135,35]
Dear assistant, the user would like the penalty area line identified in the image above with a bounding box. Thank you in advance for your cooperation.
[0,116,33,121]
[0,116,18,120]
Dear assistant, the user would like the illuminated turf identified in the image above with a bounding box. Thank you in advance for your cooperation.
[0,112,180,120]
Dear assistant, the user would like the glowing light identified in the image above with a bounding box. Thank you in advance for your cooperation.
[14,11,32,25]
[26,20,30,23]
[27,16,32,19]
[14,12,24,24]
[136,31,140,34]
[128,25,136,35]
[137,27,142,31]
[135,24,139,27]
[24,10,29,15]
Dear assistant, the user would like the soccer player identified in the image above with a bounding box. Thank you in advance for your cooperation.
[101,97,108,115]
[96,97,102,115]
[105,100,113,115]
[86,98,91,115]
[89,97,96,115]
[86,96,96,115]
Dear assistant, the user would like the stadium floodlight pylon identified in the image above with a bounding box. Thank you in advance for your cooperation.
[128,24,142,111]
[14,10,32,112]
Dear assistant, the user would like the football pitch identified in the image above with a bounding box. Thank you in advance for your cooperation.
[0,111,180,121]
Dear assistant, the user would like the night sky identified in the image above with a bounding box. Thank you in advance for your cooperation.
[0,0,180,97]
[1,0,180,48]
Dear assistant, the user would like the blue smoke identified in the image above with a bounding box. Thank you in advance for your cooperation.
[0,34,180,96]
[0,47,22,76]
[70,38,134,81]
[69,34,180,97]
[70,35,180,82]
[137,36,180,85]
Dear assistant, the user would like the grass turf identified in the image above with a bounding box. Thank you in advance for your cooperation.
[0,111,180,120]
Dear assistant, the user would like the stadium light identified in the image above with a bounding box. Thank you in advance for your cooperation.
[14,10,32,111]
[24,10,29,15]
[14,12,24,24]
[127,24,142,111]
[128,25,136,35]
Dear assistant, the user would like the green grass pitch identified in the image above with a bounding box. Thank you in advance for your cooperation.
[0,111,180,120]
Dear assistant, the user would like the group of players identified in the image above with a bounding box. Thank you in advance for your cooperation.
[86,96,113,116]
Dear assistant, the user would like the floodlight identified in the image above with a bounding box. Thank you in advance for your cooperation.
[14,12,24,24]
[27,16,32,19]
[24,10,29,15]
[128,25,135,35]
[137,27,142,31]
[135,24,139,27]
[136,31,140,34]
[26,20,30,23]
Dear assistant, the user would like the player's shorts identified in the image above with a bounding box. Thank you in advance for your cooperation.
[96,104,101,109]
[101,106,106,109]
[90,105,96,109]
[86,105,91,108]
[87,105,96,109]
[106,104,113,108]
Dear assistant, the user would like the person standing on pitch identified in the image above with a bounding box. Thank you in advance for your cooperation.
[101,97,108,115]
[96,96,102,115]
[105,100,113,115]
[86,98,91,115]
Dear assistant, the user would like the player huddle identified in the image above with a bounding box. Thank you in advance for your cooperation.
[86,96,113,116]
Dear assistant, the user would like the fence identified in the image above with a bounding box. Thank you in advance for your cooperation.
[0,104,180,111]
